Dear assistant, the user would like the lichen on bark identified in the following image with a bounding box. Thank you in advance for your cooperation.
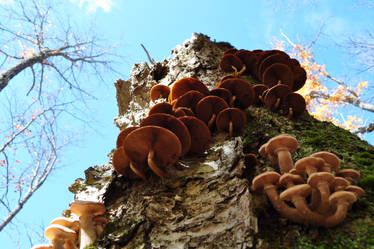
[69,33,374,249]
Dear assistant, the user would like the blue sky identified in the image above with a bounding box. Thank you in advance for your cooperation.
[0,0,373,248]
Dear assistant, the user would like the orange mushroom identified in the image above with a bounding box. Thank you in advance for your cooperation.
[149,84,170,102]
[218,78,255,109]
[178,116,211,154]
[169,77,209,103]
[195,95,229,129]
[325,191,357,227]
[216,107,247,137]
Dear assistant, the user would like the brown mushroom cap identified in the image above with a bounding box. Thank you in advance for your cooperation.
[281,92,306,118]
[123,126,182,177]
[279,173,304,188]
[178,116,211,154]
[196,96,229,128]
[307,172,335,188]
[333,177,351,192]
[336,169,361,182]
[291,65,307,92]
[219,78,255,108]
[265,134,298,158]
[209,87,233,106]
[219,53,245,73]
[235,49,258,75]
[216,107,247,137]
[251,171,281,192]
[262,63,294,88]
[140,113,191,157]
[280,184,312,201]
[31,244,54,249]
[45,224,77,242]
[50,217,80,232]
[112,146,141,179]
[311,151,340,172]
[172,90,205,113]
[148,102,174,116]
[173,107,195,117]
[345,185,365,198]
[223,48,238,55]
[169,77,209,102]
[329,191,357,208]
[257,53,291,81]
[294,156,325,176]
[263,84,291,111]
[150,84,170,102]
[116,127,139,148]
[70,201,106,218]
[252,84,269,106]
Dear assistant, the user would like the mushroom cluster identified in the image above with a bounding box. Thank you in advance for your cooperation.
[112,76,249,180]
[251,134,364,227]
[31,201,106,249]
[220,48,307,118]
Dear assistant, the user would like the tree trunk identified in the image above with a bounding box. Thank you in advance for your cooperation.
[68,34,374,249]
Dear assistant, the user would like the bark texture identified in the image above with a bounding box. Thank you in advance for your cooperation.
[68,34,374,249]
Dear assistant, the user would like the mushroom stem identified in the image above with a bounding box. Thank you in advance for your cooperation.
[230,95,236,107]
[64,240,78,249]
[272,98,281,111]
[79,215,97,249]
[291,195,324,226]
[263,185,304,224]
[315,181,332,214]
[287,107,293,119]
[229,121,233,137]
[310,188,321,210]
[207,113,216,129]
[147,149,165,177]
[324,201,350,227]
[51,239,65,249]
[276,149,293,174]
[129,161,147,181]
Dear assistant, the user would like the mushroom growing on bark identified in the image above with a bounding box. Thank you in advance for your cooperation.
[45,224,77,249]
[265,134,298,174]
[196,95,228,129]
[30,244,53,249]
[216,107,246,137]
[307,172,335,214]
[325,191,357,227]
[50,217,80,249]
[149,84,170,102]
[178,116,211,154]
[169,77,209,103]
[219,53,246,76]
[123,126,182,178]
[218,78,255,108]
[311,151,340,173]
[70,201,106,249]
[336,169,361,183]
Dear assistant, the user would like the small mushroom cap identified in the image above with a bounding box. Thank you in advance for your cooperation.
[149,84,170,102]
[235,49,257,75]
[262,63,294,88]
[307,172,335,188]
[209,87,233,106]
[332,176,350,190]
[148,102,173,116]
[70,201,106,218]
[329,191,357,207]
[124,125,182,171]
[224,48,238,55]
[252,84,269,106]
[279,173,304,187]
[280,184,312,201]
[336,169,361,181]
[178,116,211,154]
[263,84,291,110]
[173,107,195,117]
[30,244,54,249]
[169,77,209,102]
[216,107,247,135]
[50,217,80,232]
[257,53,291,80]
[265,134,298,158]
[289,168,307,179]
[311,151,340,171]
[291,65,307,92]
[345,185,365,198]
[116,127,139,148]
[172,90,205,113]
[112,146,140,179]
[140,113,191,157]
[281,92,306,117]
[258,143,268,157]
[219,53,245,73]
[251,171,280,192]
[294,156,325,174]
[196,96,229,125]
[219,78,255,108]
[45,224,76,242]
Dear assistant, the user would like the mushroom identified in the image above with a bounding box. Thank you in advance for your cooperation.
[281,92,306,118]
[172,90,205,113]
[262,63,294,88]
[252,84,269,106]
[50,217,80,249]
[112,146,142,179]
[294,156,325,177]
[279,173,304,189]
[219,53,246,76]
[280,184,324,226]
[265,134,298,174]
[123,126,182,178]
[169,77,209,103]
[310,151,340,173]
[336,169,361,183]
[345,185,365,199]
[149,84,170,102]
[257,53,291,81]
[69,201,106,249]
[140,113,191,157]
[148,102,174,116]
[30,244,54,249]
[173,107,195,117]
[291,65,307,92]
[234,49,257,75]
[178,116,211,154]
[324,191,357,227]
[218,78,255,108]
[195,95,229,129]
[216,107,247,137]
[307,172,335,214]
[45,224,77,249]
[209,87,233,106]
[251,172,304,223]
[332,176,350,192]
[92,215,108,236]
[116,126,139,148]
[263,84,291,112]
